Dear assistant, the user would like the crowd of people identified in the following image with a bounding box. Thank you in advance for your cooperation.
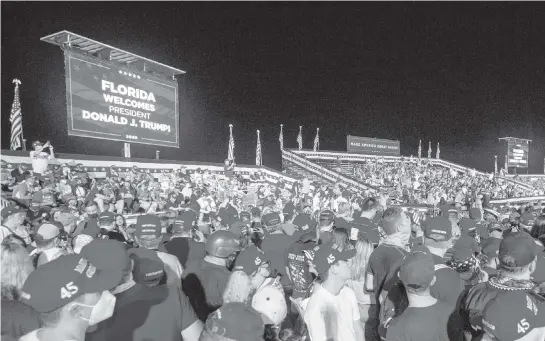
[349,158,544,203]
[1,140,545,341]
[511,175,545,193]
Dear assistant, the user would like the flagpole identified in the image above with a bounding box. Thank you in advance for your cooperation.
[256,129,262,166]
[228,124,234,161]
[10,79,24,151]
[297,126,303,150]
[279,124,284,150]
[18,80,25,151]
[494,155,497,174]
[314,128,320,152]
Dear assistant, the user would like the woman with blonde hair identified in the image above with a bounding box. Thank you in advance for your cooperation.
[223,268,256,304]
[223,246,271,304]
[1,238,34,300]
[1,239,42,339]
[332,227,352,252]
[223,246,289,329]
[346,237,377,340]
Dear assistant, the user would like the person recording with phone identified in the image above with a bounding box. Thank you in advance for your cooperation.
[29,141,54,175]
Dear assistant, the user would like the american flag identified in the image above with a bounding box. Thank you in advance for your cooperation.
[227,124,235,161]
[279,124,284,150]
[10,79,23,150]
[313,128,320,152]
[297,126,303,150]
[494,155,498,174]
[436,143,440,159]
[256,130,262,166]
[418,140,422,158]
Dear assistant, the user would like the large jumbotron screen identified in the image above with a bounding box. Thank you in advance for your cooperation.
[507,140,529,168]
[64,50,179,148]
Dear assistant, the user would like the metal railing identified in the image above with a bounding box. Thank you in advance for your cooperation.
[290,149,535,190]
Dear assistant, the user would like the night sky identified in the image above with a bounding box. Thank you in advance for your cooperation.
[2,2,544,173]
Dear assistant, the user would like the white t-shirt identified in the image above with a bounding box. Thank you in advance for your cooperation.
[29,247,65,267]
[157,251,183,287]
[304,283,360,341]
[302,179,311,194]
[332,196,348,212]
[30,151,49,175]
[312,195,321,212]
[181,187,193,199]
[346,279,374,305]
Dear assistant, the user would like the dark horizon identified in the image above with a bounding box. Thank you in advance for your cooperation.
[2,2,544,173]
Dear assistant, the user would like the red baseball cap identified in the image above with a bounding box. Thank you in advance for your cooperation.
[481,238,501,259]
[1,206,25,220]
[423,216,452,241]
[398,250,435,289]
[134,214,162,239]
[262,212,281,227]
[459,218,476,234]
[80,239,131,274]
[319,210,335,222]
[128,248,165,285]
[233,246,269,276]
[205,302,264,341]
[520,212,537,228]
[312,243,356,276]
[20,254,122,313]
[98,211,115,225]
[499,232,540,269]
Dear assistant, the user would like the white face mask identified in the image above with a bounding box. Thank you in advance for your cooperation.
[250,266,271,289]
[75,290,116,326]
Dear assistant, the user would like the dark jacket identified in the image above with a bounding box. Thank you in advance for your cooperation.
[458,275,536,338]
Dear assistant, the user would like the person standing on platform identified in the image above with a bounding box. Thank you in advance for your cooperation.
[224,159,235,179]
[30,141,54,176]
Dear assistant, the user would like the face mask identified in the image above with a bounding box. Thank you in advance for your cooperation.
[226,253,238,270]
[76,290,116,326]
[88,213,98,219]
[250,271,267,289]
[529,260,537,275]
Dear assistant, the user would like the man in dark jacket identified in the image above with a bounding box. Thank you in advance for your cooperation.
[459,232,540,340]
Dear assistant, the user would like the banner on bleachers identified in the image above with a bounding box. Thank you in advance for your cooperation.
[64,50,179,148]
[346,135,400,156]
[507,140,529,168]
